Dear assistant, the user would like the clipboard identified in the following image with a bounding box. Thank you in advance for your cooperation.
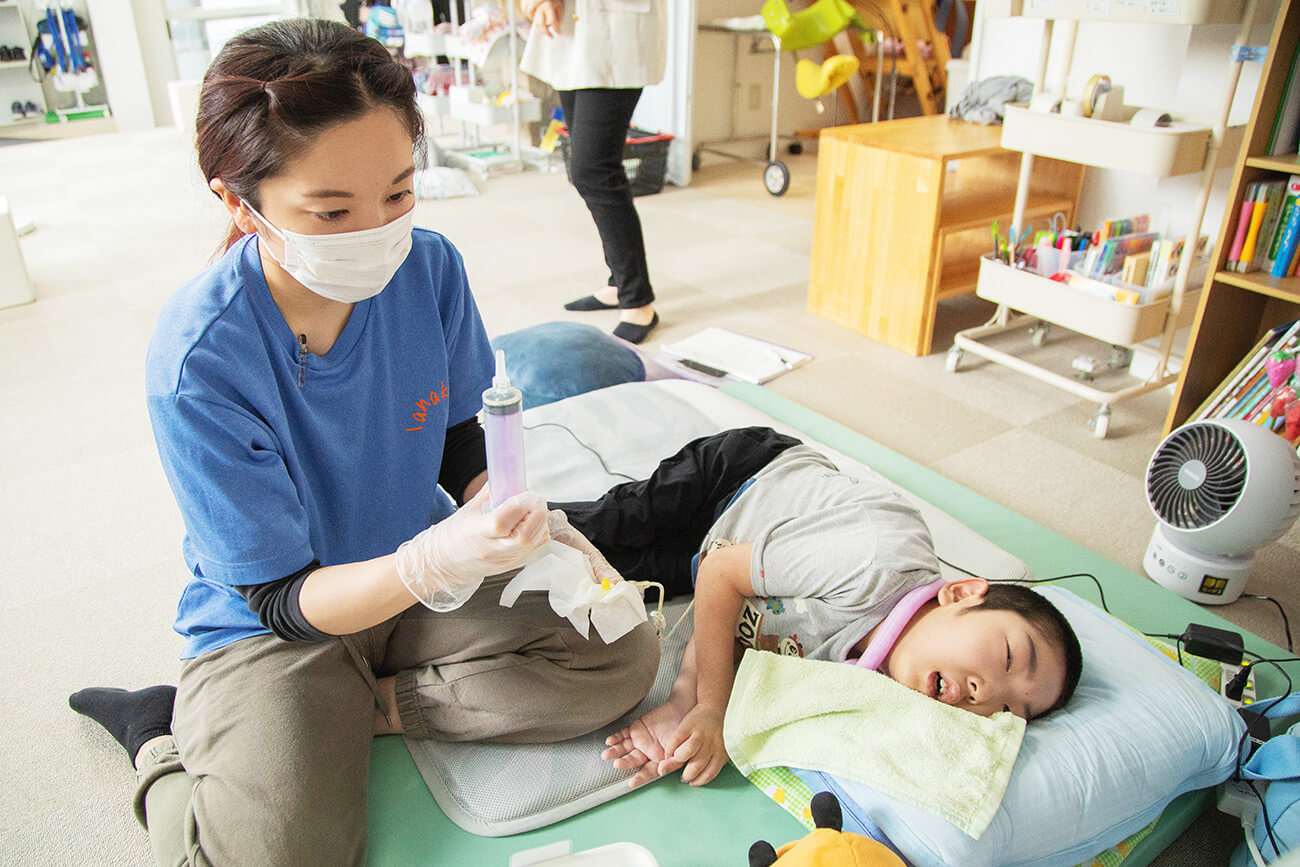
[659,327,812,384]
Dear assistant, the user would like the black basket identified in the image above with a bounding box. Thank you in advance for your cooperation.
[558,127,673,197]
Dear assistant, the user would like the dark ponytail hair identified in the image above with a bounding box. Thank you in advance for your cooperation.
[196,18,424,251]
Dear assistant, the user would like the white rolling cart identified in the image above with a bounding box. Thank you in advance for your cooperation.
[432,0,542,178]
[693,20,798,197]
[947,0,1260,438]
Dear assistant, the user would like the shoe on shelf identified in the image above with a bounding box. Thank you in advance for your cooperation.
[23,101,38,118]
[0,46,12,62]
[10,100,23,121]
[12,46,24,61]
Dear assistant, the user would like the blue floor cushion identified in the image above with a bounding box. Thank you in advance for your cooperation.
[491,322,646,408]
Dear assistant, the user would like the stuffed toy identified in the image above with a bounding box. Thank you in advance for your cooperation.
[748,791,907,867]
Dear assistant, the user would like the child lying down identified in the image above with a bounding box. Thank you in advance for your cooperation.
[554,427,1083,789]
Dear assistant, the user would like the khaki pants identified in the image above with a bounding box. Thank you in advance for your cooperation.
[133,574,659,866]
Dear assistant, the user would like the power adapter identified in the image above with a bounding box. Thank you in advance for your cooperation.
[1182,624,1245,665]
[1218,778,1264,820]
[1238,705,1274,762]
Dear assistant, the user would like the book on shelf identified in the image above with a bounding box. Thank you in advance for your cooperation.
[1268,42,1300,156]
[659,327,812,385]
[1227,184,1258,270]
[1194,319,1300,423]
[1237,182,1271,271]
[1272,191,1300,279]
[1252,180,1288,272]
[1265,175,1300,274]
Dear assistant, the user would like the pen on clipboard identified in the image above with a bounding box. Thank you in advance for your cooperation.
[766,347,795,370]
[679,358,728,377]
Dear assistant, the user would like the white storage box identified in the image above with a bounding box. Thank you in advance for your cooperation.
[448,86,542,126]
[1018,0,1243,23]
[1001,104,1244,177]
[975,256,1198,346]
[0,195,34,309]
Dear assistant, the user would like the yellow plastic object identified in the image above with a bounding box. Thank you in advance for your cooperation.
[761,0,862,51]
[796,54,860,99]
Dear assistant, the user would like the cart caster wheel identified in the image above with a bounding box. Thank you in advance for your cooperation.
[691,151,701,172]
[788,141,803,155]
[1089,407,1111,439]
[1030,322,1051,346]
[764,161,790,196]
[945,346,963,373]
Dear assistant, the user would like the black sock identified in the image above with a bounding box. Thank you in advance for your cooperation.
[69,685,176,762]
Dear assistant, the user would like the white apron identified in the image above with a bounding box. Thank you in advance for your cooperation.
[518,0,667,91]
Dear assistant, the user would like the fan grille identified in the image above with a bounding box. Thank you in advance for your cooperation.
[1147,423,1247,529]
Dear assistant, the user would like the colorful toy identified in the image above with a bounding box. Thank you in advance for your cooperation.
[760,0,867,51]
[748,791,906,867]
[1266,348,1297,388]
[795,55,861,100]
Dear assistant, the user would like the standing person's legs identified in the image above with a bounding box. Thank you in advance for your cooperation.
[559,87,658,342]
[384,574,659,743]
[554,426,803,597]
[133,628,392,866]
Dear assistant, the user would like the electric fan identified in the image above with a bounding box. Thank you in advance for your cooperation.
[1144,418,1300,604]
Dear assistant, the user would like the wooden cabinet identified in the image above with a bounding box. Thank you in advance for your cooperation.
[1164,0,1300,433]
[808,114,1083,356]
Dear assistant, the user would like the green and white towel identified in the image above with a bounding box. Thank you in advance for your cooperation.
[723,650,1025,839]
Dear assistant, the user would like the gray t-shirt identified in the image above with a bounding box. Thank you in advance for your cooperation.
[702,445,940,662]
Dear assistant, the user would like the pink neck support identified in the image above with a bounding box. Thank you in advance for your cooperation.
[852,577,946,670]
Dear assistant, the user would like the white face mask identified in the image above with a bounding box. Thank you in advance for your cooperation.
[243,201,415,303]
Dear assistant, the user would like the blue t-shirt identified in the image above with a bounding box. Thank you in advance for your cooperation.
[146,229,495,658]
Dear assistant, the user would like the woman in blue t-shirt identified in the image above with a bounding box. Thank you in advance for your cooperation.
[68,19,658,865]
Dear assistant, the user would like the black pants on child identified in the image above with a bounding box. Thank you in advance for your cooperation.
[559,87,655,309]
[555,427,802,598]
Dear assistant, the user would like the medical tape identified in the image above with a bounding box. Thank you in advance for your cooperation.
[1082,73,1112,118]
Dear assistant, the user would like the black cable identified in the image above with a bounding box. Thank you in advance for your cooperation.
[522,421,637,482]
[1017,573,1111,615]
[1232,658,1293,860]
[1242,593,1294,653]
[934,558,1111,614]
[1247,778,1281,861]
[935,554,981,578]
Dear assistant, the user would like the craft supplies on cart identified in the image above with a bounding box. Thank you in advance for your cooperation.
[947,1,1257,438]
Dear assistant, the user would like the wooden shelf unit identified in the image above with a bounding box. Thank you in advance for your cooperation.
[1164,0,1300,432]
[808,114,1083,357]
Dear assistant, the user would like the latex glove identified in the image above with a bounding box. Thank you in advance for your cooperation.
[547,509,623,587]
[396,484,549,612]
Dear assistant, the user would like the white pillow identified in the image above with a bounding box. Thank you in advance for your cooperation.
[796,586,1246,867]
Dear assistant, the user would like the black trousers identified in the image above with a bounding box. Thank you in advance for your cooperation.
[555,427,802,598]
[559,87,656,309]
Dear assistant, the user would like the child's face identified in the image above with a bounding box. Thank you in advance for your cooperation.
[879,579,1066,721]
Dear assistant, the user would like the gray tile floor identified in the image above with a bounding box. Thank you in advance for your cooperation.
[0,125,1279,864]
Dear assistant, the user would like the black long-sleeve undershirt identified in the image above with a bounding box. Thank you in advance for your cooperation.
[234,415,489,642]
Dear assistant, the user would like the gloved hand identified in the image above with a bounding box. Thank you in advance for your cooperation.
[396,484,550,611]
[547,509,623,586]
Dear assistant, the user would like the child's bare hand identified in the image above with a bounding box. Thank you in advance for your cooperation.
[601,699,689,788]
[662,704,728,787]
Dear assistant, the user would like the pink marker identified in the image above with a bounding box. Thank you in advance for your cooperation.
[482,349,527,509]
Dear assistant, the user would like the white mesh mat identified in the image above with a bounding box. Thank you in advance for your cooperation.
[401,381,1030,837]
[404,602,694,837]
